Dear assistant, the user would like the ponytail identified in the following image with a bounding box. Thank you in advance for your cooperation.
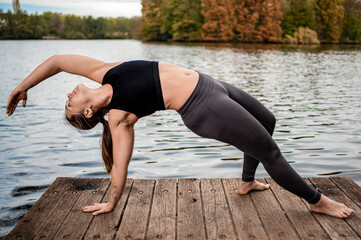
[65,108,113,174]
[100,118,113,174]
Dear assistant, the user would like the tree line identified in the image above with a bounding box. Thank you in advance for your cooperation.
[0,9,141,40]
[140,0,361,44]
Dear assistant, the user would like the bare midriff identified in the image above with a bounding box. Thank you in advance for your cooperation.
[158,62,199,111]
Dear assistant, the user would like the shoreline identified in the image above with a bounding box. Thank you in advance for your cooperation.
[1,38,361,46]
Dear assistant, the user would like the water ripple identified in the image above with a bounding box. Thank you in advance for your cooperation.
[10,185,49,197]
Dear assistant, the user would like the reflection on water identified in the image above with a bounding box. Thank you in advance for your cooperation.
[0,40,361,236]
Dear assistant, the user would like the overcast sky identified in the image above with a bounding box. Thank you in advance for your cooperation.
[0,0,142,18]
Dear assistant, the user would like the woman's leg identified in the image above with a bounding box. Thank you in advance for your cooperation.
[184,80,322,204]
[180,73,354,218]
[214,79,276,183]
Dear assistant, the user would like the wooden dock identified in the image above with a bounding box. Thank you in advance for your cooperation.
[5,176,361,240]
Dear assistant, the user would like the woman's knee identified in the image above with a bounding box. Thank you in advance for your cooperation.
[267,112,277,134]
[255,141,282,167]
[260,111,276,136]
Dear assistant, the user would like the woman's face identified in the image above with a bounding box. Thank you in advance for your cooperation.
[65,84,88,118]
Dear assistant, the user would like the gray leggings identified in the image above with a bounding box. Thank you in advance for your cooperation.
[177,72,321,204]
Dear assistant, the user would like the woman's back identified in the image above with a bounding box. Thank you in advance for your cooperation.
[157,62,199,111]
[103,60,165,119]
[101,61,199,114]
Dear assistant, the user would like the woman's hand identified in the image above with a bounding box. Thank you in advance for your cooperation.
[6,86,28,116]
[82,202,114,216]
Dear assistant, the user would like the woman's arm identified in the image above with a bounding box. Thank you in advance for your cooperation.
[108,123,135,209]
[15,54,107,91]
[82,111,136,215]
[6,54,116,116]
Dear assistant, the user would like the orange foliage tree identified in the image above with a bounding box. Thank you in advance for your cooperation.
[201,0,283,42]
[258,0,283,42]
[201,0,235,41]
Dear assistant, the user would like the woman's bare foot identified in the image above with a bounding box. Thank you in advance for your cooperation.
[310,194,354,218]
[238,180,270,195]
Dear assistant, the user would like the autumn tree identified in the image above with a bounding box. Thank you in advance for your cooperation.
[233,0,282,42]
[257,0,283,42]
[201,0,235,41]
[314,0,344,43]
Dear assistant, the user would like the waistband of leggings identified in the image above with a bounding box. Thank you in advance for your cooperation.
[176,71,214,119]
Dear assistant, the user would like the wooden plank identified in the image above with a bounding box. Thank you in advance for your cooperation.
[6,177,361,240]
[52,178,109,240]
[200,178,237,240]
[33,178,94,239]
[306,177,361,239]
[146,178,177,240]
[83,178,134,240]
[222,178,268,240]
[328,177,361,237]
[177,178,206,240]
[251,178,300,240]
[5,177,77,240]
[265,177,331,239]
[114,179,155,239]
[330,177,361,208]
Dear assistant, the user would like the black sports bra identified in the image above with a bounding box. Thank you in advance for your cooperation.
[102,60,165,118]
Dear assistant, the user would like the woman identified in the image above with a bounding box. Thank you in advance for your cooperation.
[6,54,353,218]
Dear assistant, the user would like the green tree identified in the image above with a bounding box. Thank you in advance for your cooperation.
[169,0,203,41]
[62,14,85,39]
[128,16,142,39]
[27,13,46,39]
[0,8,141,40]
[281,0,317,38]
[140,0,170,41]
[341,0,361,42]
[42,12,63,36]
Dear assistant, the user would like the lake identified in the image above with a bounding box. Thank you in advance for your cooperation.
[0,40,360,236]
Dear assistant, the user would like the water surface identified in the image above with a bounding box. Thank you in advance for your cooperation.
[0,40,360,236]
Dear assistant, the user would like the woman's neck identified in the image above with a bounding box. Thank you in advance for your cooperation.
[89,84,113,111]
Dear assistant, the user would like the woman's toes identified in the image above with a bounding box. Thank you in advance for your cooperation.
[347,208,353,215]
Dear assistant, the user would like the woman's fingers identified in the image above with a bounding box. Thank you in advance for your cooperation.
[6,95,15,115]
[82,203,113,216]
[7,95,18,116]
[7,88,27,116]
[93,209,104,215]
[82,203,102,212]
[11,100,20,115]
[8,99,19,116]
[82,205,100,212]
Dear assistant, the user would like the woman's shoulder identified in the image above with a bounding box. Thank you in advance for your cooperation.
[107,109,139,128]
[101,62,124,85]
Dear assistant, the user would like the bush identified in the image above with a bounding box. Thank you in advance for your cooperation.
[282,26,320,44]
